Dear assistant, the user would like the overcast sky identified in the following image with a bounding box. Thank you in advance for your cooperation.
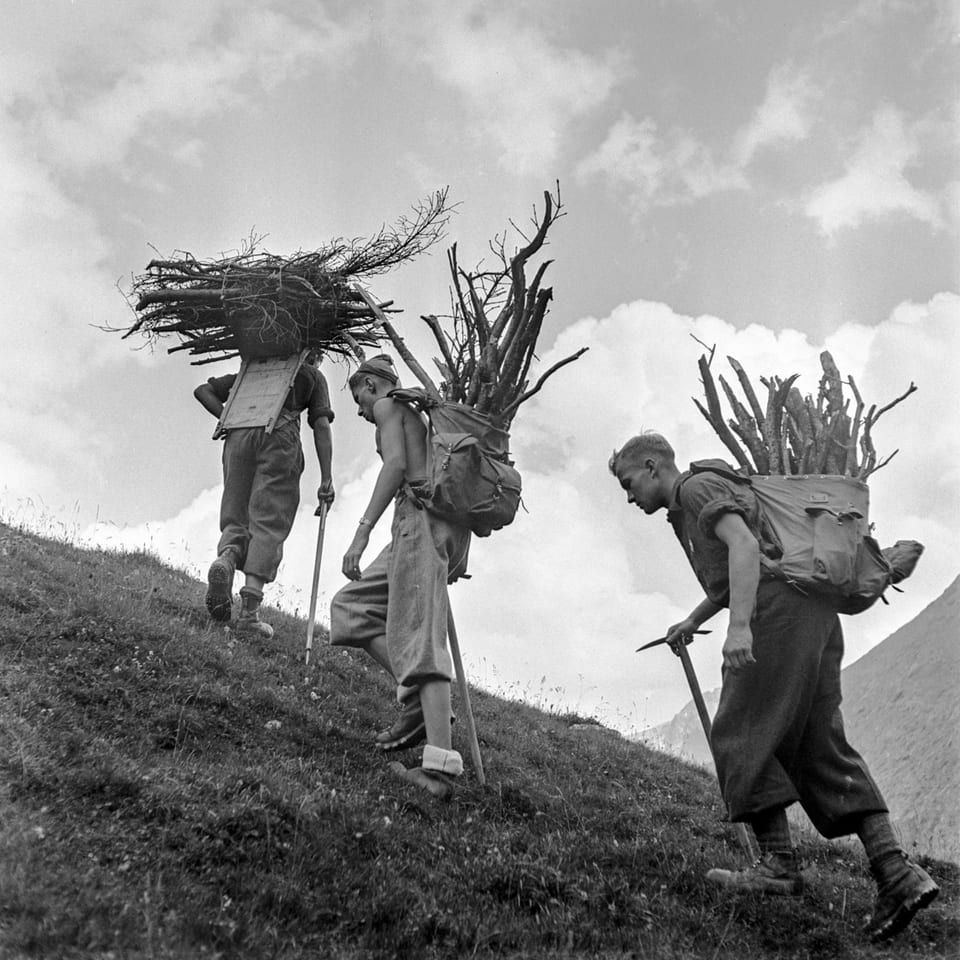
[2,0,957,732]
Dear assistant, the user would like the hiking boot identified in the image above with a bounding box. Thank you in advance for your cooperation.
[387,761,457,800]
[231,606,274,640]
[705,852,803,896]
[205,551,236,622]
[865,854,939,943]
[375,700,425,752]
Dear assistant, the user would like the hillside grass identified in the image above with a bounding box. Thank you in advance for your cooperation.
[0,520,956,960]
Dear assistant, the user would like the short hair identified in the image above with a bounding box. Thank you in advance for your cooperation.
[608,432,675,476]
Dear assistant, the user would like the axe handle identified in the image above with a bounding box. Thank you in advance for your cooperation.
[676,640,758,862]
[447,606,486,786]
[677,641,714,743]
[304,501,329,666]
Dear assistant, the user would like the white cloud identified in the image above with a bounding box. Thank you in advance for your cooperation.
[805,105,944,235]
[733,65,819,165]
[71,293,960,734]
[28,4,364,173]
[577,63,817,213]
[0,0,370,535]
[577,113,747,213]
[379,2,622,175]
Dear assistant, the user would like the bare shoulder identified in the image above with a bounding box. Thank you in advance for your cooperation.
[371,396,403,426]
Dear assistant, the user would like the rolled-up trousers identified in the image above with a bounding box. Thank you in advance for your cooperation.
[711,579,887,838]
[329,495,470,699]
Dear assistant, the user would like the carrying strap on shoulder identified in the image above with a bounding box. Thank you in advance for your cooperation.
[687,459,753,486]
[387,387,434,414]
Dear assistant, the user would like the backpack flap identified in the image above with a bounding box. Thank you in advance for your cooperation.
[882,539,924,584]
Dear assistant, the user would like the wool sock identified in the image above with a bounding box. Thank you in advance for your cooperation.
[857,813,905,881]
[239,586,263,614]
[750,806,794,859]
[421,744,463,777]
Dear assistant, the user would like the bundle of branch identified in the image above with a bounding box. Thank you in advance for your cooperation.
[373,185,586,431]
[120,190,451,364]
[693,349,917,480]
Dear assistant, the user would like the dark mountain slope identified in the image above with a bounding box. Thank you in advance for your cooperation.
[841,576,960,863]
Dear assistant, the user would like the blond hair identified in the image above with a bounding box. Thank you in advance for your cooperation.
[608,432,675,476]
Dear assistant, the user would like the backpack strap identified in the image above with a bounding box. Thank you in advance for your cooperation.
[688,460,753,486]
[387,387,435,415]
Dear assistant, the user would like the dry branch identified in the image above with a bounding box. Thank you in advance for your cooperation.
[692,347,916,479]
[407,184,586,429]
[116,191,451,364]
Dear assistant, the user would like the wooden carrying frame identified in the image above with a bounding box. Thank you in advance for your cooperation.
[213,350,309,439]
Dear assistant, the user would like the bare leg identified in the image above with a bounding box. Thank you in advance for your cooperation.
[419,680,453,750]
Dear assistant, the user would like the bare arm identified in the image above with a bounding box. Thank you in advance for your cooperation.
[342,398,407,579]
[713,512,760,671]
[194,382,224,419]
[312,417,334,504]
[666,596,723,640]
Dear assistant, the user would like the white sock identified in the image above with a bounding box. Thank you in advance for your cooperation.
[422,744,463,777]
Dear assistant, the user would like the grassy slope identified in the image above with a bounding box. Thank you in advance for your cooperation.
[0,521,956,960]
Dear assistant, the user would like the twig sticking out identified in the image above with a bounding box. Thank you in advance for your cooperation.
[116,191,451,364]
[693,349,916,479]
[413,185,587,429]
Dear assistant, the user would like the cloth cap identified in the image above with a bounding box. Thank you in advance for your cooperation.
[356,354,398,384]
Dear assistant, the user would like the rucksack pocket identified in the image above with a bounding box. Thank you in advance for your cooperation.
[837,535,895,614]
[808,506,861,593]
[427,432,522,537]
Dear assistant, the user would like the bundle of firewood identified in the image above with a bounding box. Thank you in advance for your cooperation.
[374,186,586,429]
[120,191,450,364]
[694,349,916,479]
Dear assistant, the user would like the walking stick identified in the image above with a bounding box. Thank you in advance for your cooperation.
[304,500,329,666]
[637,632,757,860]
[446,606,486,786]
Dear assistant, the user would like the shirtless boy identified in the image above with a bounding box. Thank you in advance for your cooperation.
[329,355,470,798]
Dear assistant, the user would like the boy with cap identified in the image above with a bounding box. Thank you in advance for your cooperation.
[330,354,470,798]
[609,431,938,943]
[194,351,335,636]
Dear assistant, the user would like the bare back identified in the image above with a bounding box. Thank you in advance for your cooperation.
[374,398,429,480]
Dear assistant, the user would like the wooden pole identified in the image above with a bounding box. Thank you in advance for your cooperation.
[304,500,329,666]
[674,641,758,862]
[446,606,485,785]
[352,285,442,401]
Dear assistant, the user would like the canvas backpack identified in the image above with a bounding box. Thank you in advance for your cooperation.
[686,461,922,614]
[389,388,522,538]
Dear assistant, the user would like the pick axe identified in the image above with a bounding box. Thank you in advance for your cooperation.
[304,500,329,666]
[637,630,757,860]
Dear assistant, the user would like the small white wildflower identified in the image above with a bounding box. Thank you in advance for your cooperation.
[265,720,282,731]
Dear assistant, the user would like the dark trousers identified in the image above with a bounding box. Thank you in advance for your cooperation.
[711,580,887,838]
[217,421,303,583]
